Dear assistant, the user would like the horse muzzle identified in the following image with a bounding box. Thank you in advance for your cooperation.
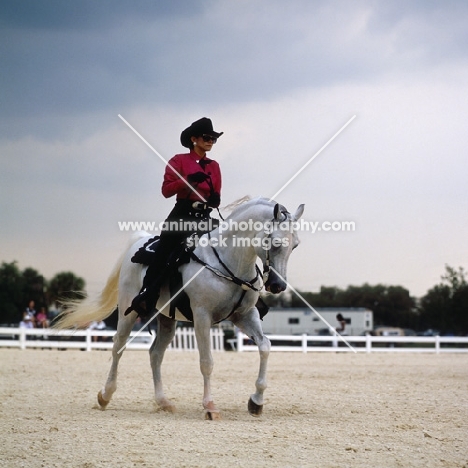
[264,270,287,294]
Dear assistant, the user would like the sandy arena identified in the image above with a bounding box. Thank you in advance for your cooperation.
[1,348,467,467]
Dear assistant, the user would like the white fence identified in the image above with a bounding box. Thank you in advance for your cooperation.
[0,327,225,352]
[2,327,468,353]
[232,332,468,354]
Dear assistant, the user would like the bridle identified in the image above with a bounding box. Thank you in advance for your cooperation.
[190,230,264,293]
[187,209,292,322]
[190,210,292,292]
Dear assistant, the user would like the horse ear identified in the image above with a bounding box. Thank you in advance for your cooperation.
[293,204,305,221]
[273,203,280,220]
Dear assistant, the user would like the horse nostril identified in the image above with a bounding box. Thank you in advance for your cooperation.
[270,283,284,294]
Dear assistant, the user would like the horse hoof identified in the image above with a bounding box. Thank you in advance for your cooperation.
[248,397,263,416]
[156,398,176,413]
[204,410,222,421]
[203,401,221,420]
[161,403,177,413]
[97,390,109,409]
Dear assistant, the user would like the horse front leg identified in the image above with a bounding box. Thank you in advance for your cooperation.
[193,313,220,420]
[232,307,271,416]
[149,314,177,412]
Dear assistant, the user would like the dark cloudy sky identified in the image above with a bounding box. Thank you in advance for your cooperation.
[1,0,468,298]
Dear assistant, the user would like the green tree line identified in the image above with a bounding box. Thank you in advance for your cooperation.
[0,261,85,324]
[1,261,467,335]
[262,265,468,335]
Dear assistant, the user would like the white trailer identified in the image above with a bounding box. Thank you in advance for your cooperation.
[261,307,373,336]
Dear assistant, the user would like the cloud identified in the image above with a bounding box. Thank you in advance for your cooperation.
[0,0,201,29]
[2,0,468,298]
[2,0,468,131]
[2,72,468,296]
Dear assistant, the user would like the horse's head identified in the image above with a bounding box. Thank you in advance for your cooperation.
[259,202,305,294]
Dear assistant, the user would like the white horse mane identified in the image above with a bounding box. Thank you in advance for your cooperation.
[221,195,252,212]
[222,196,279,218]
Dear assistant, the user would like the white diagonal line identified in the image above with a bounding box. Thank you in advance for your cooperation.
[269,266,357,353]
[118,265,206,354]
[269,115,356,201]
[118,114,207,203]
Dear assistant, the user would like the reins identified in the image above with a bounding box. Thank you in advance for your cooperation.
[188,208,291,321]
[189,245,261,322]
[188,219,274,322]
[189,211,292,291]
[190,231,263,293]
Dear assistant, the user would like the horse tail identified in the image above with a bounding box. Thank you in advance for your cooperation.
[53,251,124,330]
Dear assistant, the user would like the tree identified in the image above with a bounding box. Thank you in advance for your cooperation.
[0,262,26,324]
[0,262,87,324]
[48,272,86,310]
[336,284,416,327]
[22,267,47,309]
[452,286,468,335]
[419,265,468,335]
[315,286,342,306]
[442,265,467,291]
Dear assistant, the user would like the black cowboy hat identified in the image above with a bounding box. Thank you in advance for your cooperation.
[180,117,224,148]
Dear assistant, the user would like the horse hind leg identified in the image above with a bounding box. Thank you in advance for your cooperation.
[98,309,136,409]
[149,314,177,412]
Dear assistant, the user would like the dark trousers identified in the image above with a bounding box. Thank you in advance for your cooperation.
[140,200,213,297]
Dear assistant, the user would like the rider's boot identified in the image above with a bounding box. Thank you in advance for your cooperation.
[124,263,164,319]
[125,285,160,320]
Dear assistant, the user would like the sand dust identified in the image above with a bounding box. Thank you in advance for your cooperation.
[1,348,467,467]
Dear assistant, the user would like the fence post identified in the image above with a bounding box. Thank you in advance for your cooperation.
[175,328,181,351]
[302,334,308,353]
[366,333,372,353]
[215,329,219,351]
[179,328,184,351]
[213,328,223,351]
[237,330,243,352]
[178,328,182,350]
[20,328,26,350]
[219,328,224,351]
[86,329,92,351]
[193,328,198,351]
[435,335,440,354]
[332,332,338,349]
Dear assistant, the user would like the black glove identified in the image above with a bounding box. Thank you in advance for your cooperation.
[207,192,220,207]
[187,172,210,183]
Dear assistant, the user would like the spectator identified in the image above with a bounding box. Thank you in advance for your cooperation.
[336,313,346,333]
[20,313,34,329]
[88,320,107,342]
[36,307,49,328]
[24,300,36,324]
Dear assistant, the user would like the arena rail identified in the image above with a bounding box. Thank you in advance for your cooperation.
[0,327,225,352]
[2,327,468,353]
[232,332,468,353]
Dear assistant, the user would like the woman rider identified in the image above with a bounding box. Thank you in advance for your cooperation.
[126,117,223,317]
